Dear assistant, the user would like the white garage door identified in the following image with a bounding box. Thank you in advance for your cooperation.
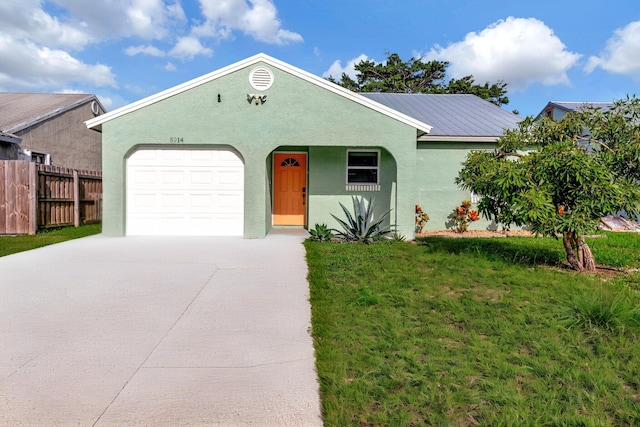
[126,149,244,236]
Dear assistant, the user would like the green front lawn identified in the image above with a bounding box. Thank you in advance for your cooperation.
[0,224,101,257]
[305,232,640,426]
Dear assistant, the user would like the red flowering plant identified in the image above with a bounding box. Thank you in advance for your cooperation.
[450,200,480,232]
[415,204,430,233]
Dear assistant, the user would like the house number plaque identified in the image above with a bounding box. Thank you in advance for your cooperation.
[169,137,184,143]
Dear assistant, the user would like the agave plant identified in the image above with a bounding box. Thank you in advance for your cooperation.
[331,196,391,243]
[308,223,333,241]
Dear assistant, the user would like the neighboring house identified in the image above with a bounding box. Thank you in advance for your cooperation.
[0,130,22,161]
[0,93,106,170]
[538,100,639,227]
[85,53,520,238]
[537,101,614,121]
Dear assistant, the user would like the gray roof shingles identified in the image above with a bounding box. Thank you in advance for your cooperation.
[361,93,521,137]
[0,92,95,133]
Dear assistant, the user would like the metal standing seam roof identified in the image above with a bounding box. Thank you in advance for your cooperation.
[0,92,101,133]
[361,93,521,138]
[547,101,615,113]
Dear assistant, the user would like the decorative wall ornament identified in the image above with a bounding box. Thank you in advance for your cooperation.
[247,93,267,105]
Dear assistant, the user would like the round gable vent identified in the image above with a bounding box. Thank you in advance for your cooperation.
[249,66,274,91]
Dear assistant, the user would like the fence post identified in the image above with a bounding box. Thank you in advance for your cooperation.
[73,170,80,227]
[28,162,37,235]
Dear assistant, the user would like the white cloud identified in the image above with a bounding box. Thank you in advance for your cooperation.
[0,1,93,50]
[0,0,300,93]
[96,95,114,110]
[194,0,302,45]
[125,44,166,57]
[322,54,369,80]
[0,1,187,92]
[425,17,582,90]
[53,0,187,40]
[0,35,116,91]
[169,36,213,60]
[585,20,640,77]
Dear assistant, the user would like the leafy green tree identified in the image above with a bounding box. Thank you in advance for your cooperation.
[328,52,509,106]
[456,96,640,271]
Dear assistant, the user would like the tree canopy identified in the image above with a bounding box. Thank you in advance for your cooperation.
[328,52,509,107]
[456,96,640,271]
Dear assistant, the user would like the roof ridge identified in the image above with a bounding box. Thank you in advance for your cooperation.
[86,53,433,134]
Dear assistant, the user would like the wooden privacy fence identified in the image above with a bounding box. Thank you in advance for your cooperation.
[0,160,102,235]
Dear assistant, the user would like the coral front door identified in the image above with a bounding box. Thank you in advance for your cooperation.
[273,153,307,226]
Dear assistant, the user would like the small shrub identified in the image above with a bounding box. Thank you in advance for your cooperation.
[450,200,480,232]
[309,223,333,241]
[560,286,640,334]
[415,204,429,233]
[392,232,406,242]
[331,196,391,244]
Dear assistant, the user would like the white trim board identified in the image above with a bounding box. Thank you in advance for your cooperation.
[85,53,433,135]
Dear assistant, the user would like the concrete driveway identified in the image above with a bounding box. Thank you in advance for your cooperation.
[0,231,323,426]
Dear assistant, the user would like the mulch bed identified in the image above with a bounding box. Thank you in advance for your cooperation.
[416,229,534,238]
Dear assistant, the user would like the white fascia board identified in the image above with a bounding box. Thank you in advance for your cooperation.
[418,135,500,143]
[85,53,433,134]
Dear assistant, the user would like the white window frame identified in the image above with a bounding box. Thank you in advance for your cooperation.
[471,191,482,204]
[346,149,380,186]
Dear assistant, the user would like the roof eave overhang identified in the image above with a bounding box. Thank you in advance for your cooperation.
[85,53,433,135]
[0,133,22,144]
[10,95,97,134]
[418,135,500,143]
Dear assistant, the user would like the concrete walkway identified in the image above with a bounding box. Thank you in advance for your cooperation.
[0,231,323,426]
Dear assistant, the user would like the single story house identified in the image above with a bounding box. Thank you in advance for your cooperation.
[537,101,614,121]
[86,53,520,238]
[0,92,106,170]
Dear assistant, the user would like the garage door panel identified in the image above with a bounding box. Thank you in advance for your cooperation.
[127,149,244,236]
[162,170,185,184]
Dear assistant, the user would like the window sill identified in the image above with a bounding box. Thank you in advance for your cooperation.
[346,184,380,192]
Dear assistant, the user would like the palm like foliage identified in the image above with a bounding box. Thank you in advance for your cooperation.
[331,196,391,243]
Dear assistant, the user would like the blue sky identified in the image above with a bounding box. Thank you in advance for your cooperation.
[1,0,638,117]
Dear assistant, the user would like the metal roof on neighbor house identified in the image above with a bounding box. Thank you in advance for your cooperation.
[361,93,521,141]
[537,101,616,120]
[0,93,102,133]
[547,101,615,113]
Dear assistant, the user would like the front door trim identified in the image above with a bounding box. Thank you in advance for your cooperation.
[272,151,308,226]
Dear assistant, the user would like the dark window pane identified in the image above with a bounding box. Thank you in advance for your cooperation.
[348,152,378,167]
[280,157,300,167]
[347,168,378,183]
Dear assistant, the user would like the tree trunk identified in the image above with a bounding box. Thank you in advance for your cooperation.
[563,232,583,271]
[576,235,596,271]
[562,232,596,272]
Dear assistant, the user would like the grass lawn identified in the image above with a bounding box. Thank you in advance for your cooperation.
[305,232,640,426]
[0,224,101,257]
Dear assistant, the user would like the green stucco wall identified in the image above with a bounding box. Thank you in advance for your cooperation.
[416,142,497,231]
[307,146,399,232]
[101,61,418,238]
